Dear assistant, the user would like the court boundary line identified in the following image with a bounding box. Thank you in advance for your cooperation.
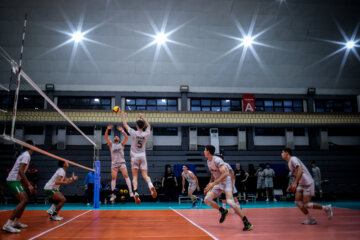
[170,207,218,240]
[28,210,92,240]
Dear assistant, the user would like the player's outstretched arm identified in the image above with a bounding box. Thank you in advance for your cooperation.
[105,124,113,147]
[121,111,130,132]
[139,113,151,131]
[117,126,128,146]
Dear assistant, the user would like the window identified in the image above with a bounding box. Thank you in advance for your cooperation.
[197,127,210,136]
[58,97,111,110]
[191,98,241,112]
[315,99,355,113]
[0,95,44,110]
[328,127,360,136]
[255,128,285,136]
[256,99,303,112]
[219,128,237,136]
[153,127,178,136]
[24,126,43,135]
[66,126,94,135]
[125,98,178,111]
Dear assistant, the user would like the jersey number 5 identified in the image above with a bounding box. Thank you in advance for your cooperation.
[137,140,142,149]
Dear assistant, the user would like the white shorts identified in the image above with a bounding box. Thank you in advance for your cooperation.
[297,183,315,197]
[211,176,233,196]
[264,180,274,188]
[112,161,126,171]
[131,156,148,170]
[257,181,264,189]
[188,182,197,192]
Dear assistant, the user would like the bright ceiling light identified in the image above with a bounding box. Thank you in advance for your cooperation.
[346,41,355,49]
[72,32,84,42]
[155,33,167,45]
[242,36,254,47]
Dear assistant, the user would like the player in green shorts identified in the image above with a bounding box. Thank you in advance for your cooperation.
[2,140,35,234]
[44,160,78,221]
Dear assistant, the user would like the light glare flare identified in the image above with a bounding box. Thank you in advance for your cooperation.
[72,32,84,42]
[155,33,167,45]
[242,36,254,47]
[346,41,355,49]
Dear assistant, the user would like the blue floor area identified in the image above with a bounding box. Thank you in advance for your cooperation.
[1,201,360,211]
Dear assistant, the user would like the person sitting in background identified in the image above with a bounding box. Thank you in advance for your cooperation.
[262,163,277,202]
[84,171,95,206]
[255,165,264,200]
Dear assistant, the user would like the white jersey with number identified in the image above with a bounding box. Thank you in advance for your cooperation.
[128,128,150,157]
[111,143,125,163]
[288,156,313,186]
[7,151,31,181]
[44,168,66,190]
[182,171,196,185]
[207,155,228,180]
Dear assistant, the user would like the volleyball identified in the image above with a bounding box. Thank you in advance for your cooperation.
[120,189,124,194]
[113,106,121,114]
[124,189,128,194]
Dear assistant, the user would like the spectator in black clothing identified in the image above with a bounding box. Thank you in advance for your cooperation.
[162,165,178,202]
[235,163,249,203]
[84,171,95,206]
[246,164,257,195]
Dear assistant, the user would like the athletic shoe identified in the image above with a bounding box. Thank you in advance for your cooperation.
[301,218,317,225]
[129,192,134,197]
[134,193,141,204]
[219,209,229,223]
[273,198,278,202]
[150,187,157,198]
[197,198,203,207]
[50,215,63,221]
[324,205,333,219]
[13,221,28,228]
[191,202,197,208]
[2,224,21,233]
[47,209,54,215]
[243,223,253,231]
[110,194,116,202]
[265,198,269,202]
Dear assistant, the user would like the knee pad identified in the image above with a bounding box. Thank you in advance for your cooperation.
[204,196,212,205]
[305,202,313,208]
[295,201,304,208]
[226,198,237,209]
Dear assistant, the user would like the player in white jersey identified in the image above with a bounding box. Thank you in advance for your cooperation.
[220,161,241,213]
[44,161,78,221]
[282,148,333,225]
[181,165,200,208]
[121,111,157,204]
[2,140,35,233]
[105,124,134,203]
[203,145,253,231]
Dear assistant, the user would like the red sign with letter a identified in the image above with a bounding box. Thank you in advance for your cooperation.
[242,94,255,112]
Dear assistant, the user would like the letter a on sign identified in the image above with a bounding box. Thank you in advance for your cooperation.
[245,103,254,112]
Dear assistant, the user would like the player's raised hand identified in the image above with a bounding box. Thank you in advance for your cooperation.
[138,113,144,119]
[117,126,123,132]
[107,124,113,130]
